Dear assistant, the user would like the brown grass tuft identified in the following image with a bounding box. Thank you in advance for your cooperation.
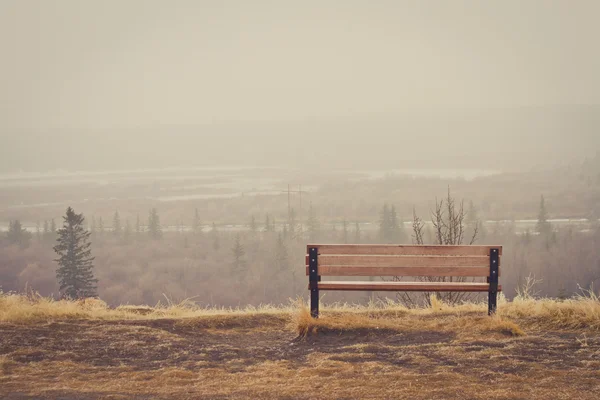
[293,300,525,338]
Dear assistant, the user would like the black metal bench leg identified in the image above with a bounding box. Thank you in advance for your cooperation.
[488,248,499,316]
[310,287,319,318]
[488,291,497,316]
[308,247,319,318]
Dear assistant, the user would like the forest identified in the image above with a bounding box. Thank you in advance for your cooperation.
[1,156,599,307]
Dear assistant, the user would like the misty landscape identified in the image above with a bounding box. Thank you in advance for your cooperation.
[1,1,600,399]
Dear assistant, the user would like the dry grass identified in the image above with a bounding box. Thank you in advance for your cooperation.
[0,291,291,324]
[293,299,525,338]
[1,290,599,335]
[1,292,600,399]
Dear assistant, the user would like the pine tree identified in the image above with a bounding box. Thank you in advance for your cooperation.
[135,214,141,236]
[306,203,320,241]
[192,208,202,235]
[274,233,289,271]
[147,208,162,239]
[112,210,121,237]
[231,234,246,277]
[264,214,272,233]
[7,220,31,248]
[35,220,41,242]
[50,218,56,234]
[97,217,104,236]
[43,220,51,242]
[466,201,478,224]
[288,208,297,238]
[536,195,552,235]
[90,216,97,236]
[379,203,391,243]
[390,205,398,241]
[249,215,257,234]
[123,219,132,244]
[282,223,289,240]
[53,207,97,299]
[389,205,404,243]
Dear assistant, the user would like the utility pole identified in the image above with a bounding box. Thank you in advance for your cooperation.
[283,184,308,237]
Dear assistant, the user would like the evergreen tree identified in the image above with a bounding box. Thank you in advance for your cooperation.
[264,214,272,233]
[123,219,132,244]
[379,204,404,243]
[192,208,202,235]
[7,220,31,248]
[112,210,121,237]
[231,234,246,277]
[288,208,297,238]
[465,200,483,242]
[536,195,552,235]
[390,205,405,243]
[97,217,104,236]
[35,220,41,242]
[466,200,478,225]
[90,216,97,236]
[147,208,162,239]
[53,207,97,299]
[379,203,391,243]
[249,215,257,234]
[211,222,220,251]
[43,220,51,242]
[306,203,320,241]
[50,218,56,234]
[135,213,142,236]
[274,233,289,271]
[282,223,289,240]
[390,205,399,242]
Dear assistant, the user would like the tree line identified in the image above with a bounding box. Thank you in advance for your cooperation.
[2,190,593,303]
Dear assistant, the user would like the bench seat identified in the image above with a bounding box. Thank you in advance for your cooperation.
[317,281,502,292]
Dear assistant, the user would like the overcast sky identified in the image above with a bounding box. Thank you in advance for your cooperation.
[1,0,599,133]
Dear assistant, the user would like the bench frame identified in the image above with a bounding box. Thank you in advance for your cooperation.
[307,245,501,318]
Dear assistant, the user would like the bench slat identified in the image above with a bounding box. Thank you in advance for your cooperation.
[313,255,495,268]
[307,244,502,256]
[306,266,491,277]
[317,281,502,292]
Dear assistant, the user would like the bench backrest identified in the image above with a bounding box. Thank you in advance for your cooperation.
[305,244,502,278]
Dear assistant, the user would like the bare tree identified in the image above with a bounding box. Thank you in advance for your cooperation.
[397,187,480,307]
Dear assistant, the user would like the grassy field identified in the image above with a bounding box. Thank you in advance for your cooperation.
[1,293,599,399]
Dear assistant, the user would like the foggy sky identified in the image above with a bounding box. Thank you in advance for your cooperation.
[1,1,599,172]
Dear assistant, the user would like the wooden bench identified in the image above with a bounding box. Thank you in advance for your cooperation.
[306,244,502,318]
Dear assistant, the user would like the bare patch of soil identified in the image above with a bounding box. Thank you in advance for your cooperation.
[1,316,599,399]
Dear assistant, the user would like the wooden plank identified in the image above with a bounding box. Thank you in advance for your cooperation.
[317,255,494,268]
[317,281,502,292]
[304,254,501,266]
[306,266,491,277]
[307,244,503,256]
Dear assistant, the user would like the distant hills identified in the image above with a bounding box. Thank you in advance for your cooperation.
[3,105,599,173]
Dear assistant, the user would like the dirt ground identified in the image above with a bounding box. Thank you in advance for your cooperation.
[1,313,599,399]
